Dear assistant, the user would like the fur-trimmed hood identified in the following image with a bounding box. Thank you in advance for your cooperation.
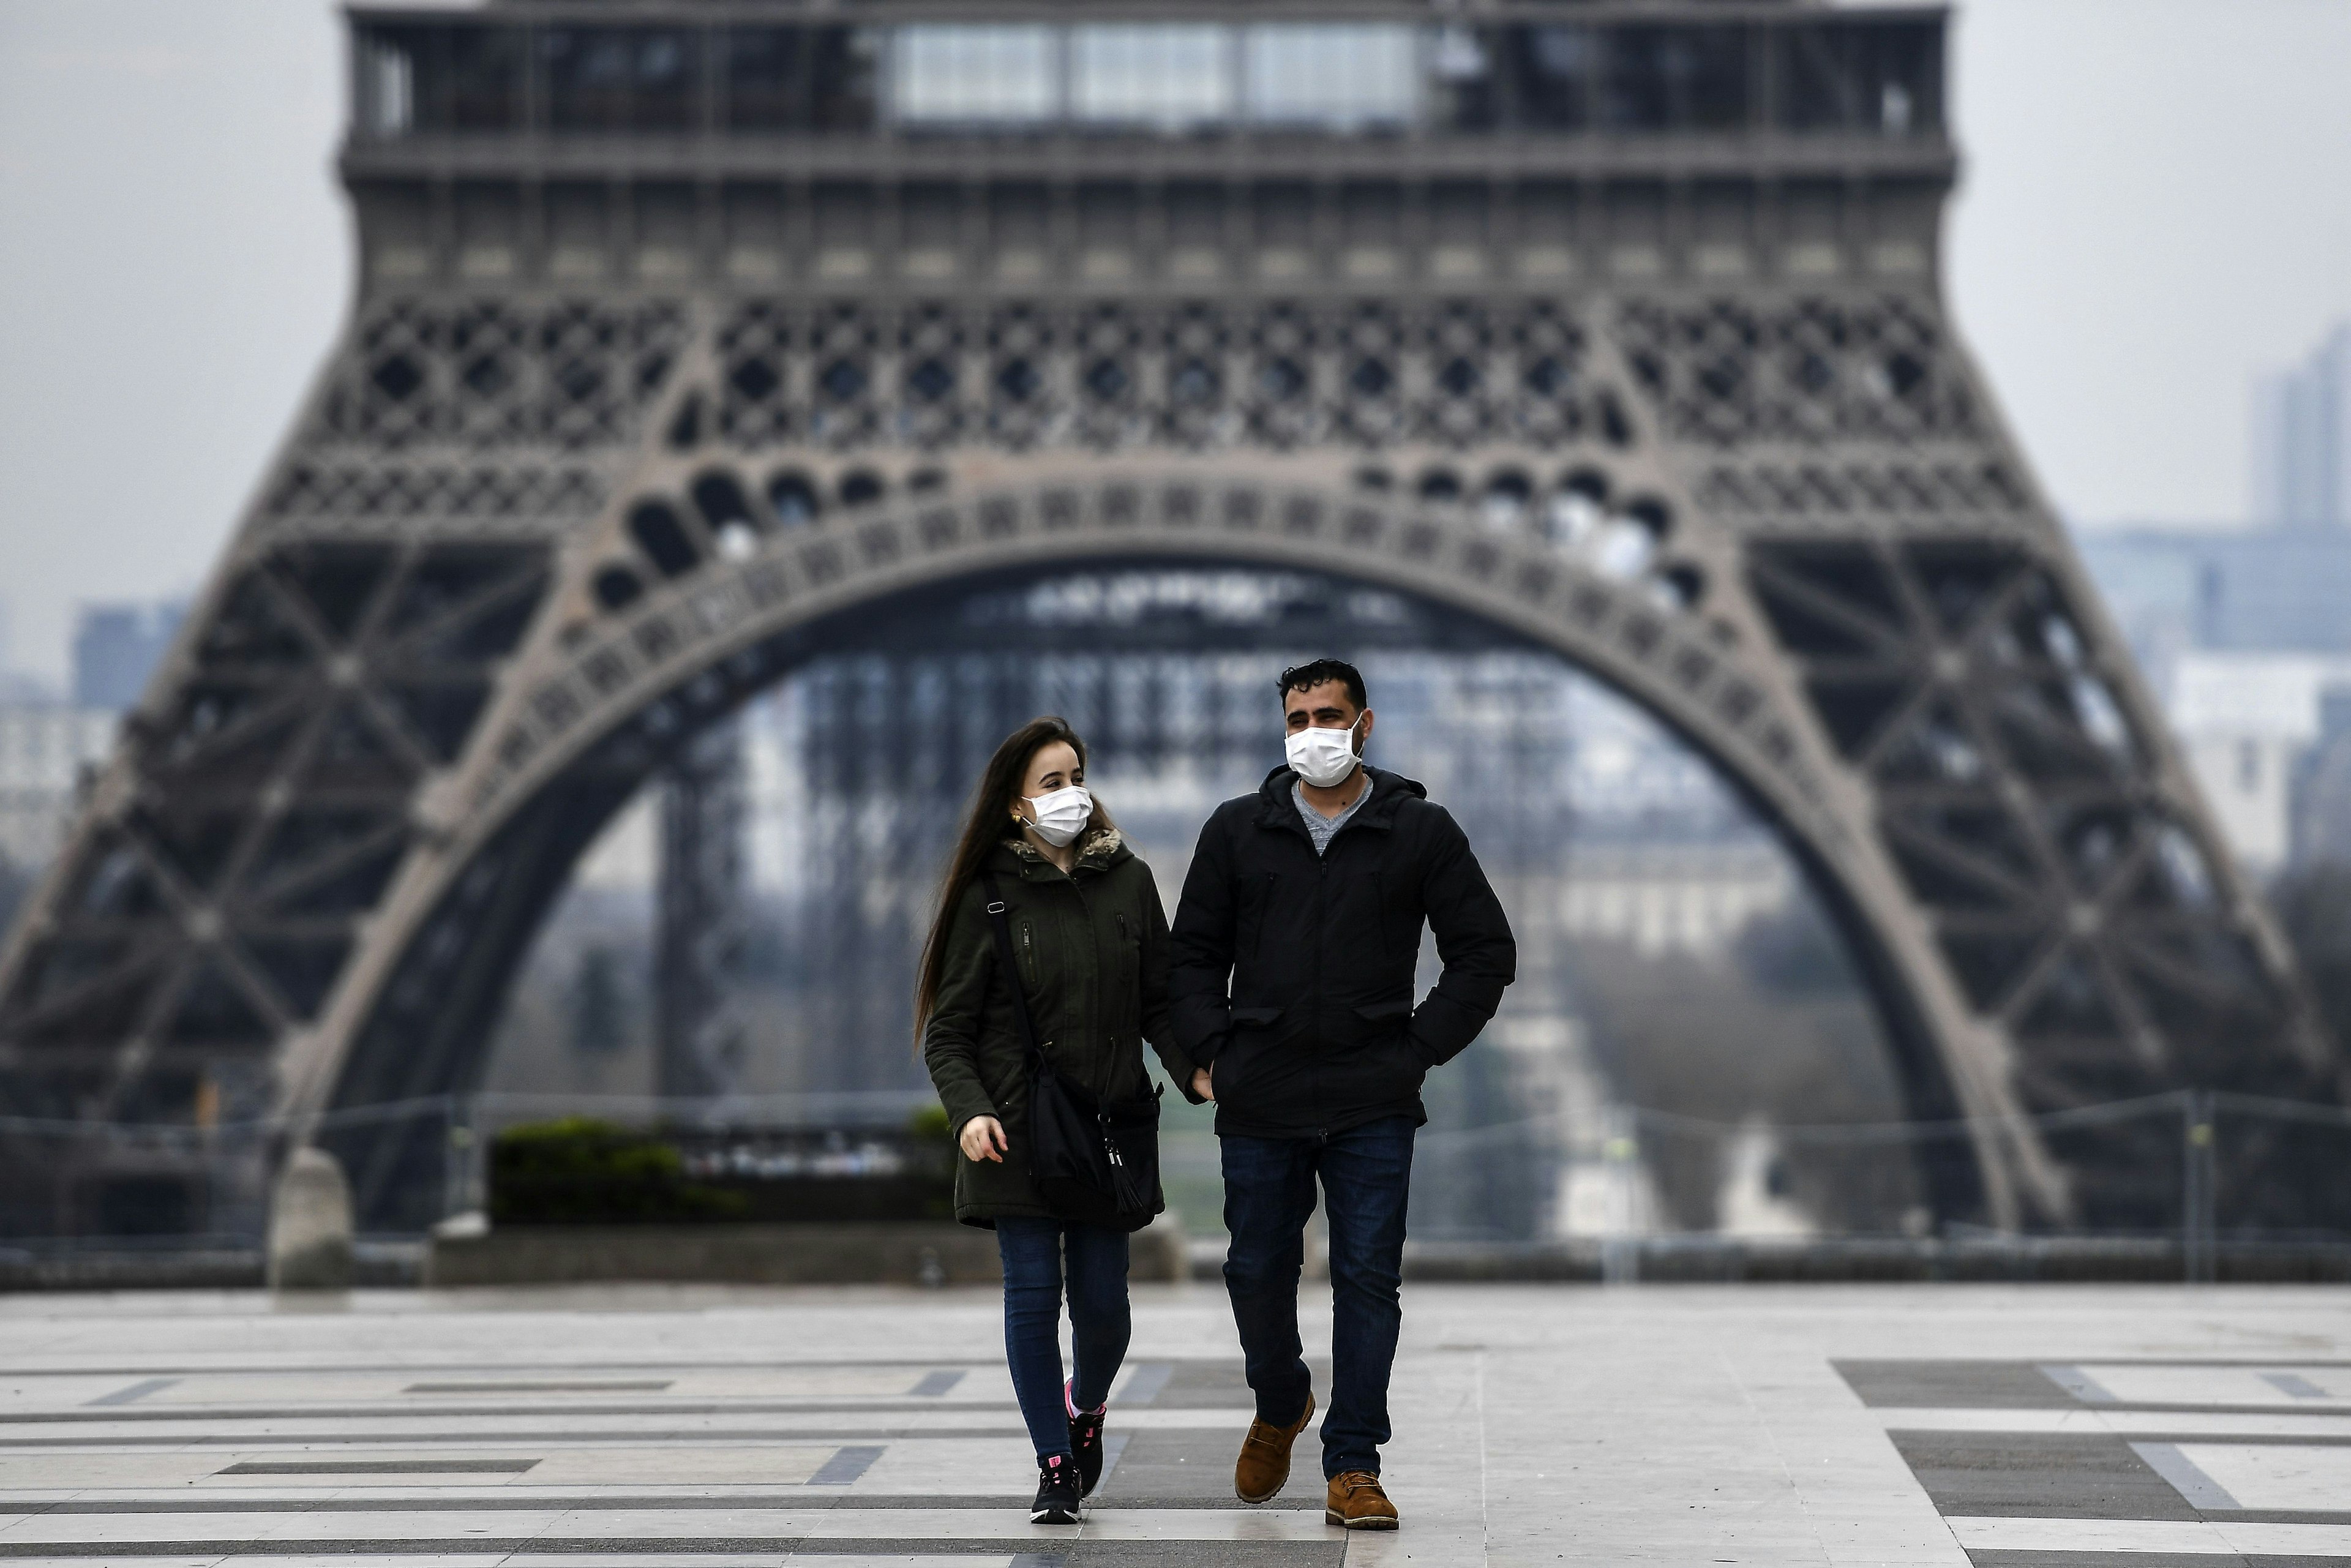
[1003,825,1126,871]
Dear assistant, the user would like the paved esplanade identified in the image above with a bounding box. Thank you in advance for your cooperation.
[0,1283,2346,1566]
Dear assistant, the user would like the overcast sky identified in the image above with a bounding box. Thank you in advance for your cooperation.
[2,0,2348,683]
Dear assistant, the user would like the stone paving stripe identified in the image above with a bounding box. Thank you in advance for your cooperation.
[812,1446,887,1486]
[0,1360,1249,1381]
[401,1381,675,1394]
[1964,1554,2306,1566]
[2153,1444,2351,1514]
[212,1460,544,1476]
[84,1381,178,1409]
[0,1559,1038,1568]
[0,1544,1344,1564]
[909,1374,966,1398]
[1877,1409,2351,1441]
[0,1505,1346,1545]
[0,1558,1031,1568]
[2042,1366,2125,1405]
[2055,1368,2351,1411]
[0,1495,1325,1515]
[0,1546,1338,1566]
[1145,1361,1329,1411]
[0,1428,1048,1449]
[2132,1444,2246,1511]
[1114,1366,1172,1408]
[1093,1435,1130,1491]
[0,1409,1251,1444]
[1891,1431,2198,1521]
[1832,1360,2083,1411]
[0,1401,1057,1424]
[1948,1515,2351,1555]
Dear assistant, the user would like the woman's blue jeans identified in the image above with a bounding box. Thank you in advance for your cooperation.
[994,1217,1131,1462]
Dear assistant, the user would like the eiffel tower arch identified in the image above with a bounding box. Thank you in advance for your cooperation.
[1,1,2336,1234]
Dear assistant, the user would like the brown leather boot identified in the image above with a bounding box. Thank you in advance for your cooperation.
[1324,1469,1399,1529]
[1232,1391,1316,1504]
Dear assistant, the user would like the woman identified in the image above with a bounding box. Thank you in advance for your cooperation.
[915,716,1187,1524]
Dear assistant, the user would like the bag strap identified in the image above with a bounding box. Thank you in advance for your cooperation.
[979,873,1048,1078]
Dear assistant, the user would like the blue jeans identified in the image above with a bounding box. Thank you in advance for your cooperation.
[995,1217,1131,1462]
[1220,1116,1415,1479]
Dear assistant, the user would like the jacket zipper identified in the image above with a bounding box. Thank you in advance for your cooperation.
[1311,845,1327,1137]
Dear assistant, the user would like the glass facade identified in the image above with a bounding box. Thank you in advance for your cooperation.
[1070,24,1231,130]
[353,17,1941,143]
[891,25,1059,126]
[1243,25,1419,130]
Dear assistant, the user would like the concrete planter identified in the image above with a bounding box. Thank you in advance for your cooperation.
[426,1210,1193,1288]
[426,1221,1003,1287]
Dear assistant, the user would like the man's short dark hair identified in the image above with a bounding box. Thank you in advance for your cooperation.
[1277,659,1368,713]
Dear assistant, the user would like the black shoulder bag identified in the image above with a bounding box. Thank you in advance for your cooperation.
[981,874,1163,1231]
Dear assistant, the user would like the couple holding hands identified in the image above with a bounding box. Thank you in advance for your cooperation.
[915,658,1517,1529]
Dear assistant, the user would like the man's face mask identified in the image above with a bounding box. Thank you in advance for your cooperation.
[1284,716,1363,789]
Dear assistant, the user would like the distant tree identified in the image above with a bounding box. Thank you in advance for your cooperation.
[1733,901,1858,996]
[2270,863,2351,1063]
[0,853,31,939]
[571,944,631,1055]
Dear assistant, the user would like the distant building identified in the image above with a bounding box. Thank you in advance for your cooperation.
[1556,841,1793,956]
[0,702,116,870]
[2166,653,2351,872]
[0,598,183,874]
[2293,689,2351,868]
[2075,526,2351,874]
[2252,325,2351,530]
[72,601,186,712]
[2075,526,2351,692]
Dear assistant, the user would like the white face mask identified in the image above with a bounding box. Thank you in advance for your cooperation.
[1020,784,1093,848]
[1284,718,1363,790]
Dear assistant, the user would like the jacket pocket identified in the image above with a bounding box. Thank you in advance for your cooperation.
[1345,999,1425,1101]
[1215,1006,1284,1106]
[1330,996,1411,1050]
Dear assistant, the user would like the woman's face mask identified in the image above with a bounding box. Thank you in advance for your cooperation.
[1020,785,1093,848]
[1284,716,1363,789]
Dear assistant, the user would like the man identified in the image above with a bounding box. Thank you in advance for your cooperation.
[1168,658,1516,1531]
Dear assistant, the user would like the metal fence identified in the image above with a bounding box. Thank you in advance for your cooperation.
[2,1088,2347,1285]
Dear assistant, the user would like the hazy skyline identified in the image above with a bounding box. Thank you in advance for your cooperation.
[2,0,2349,683]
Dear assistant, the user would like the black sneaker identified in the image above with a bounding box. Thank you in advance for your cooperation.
[1030,1454,1082,1524]
[1066,1379,1107,1497]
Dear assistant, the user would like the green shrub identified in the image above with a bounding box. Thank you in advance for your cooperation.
[489,1117,748,1225]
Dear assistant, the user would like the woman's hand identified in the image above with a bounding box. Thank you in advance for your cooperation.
[959,1115,1009,1163]
[1191,1067,1214,1102]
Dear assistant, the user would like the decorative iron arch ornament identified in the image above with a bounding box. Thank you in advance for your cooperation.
[1,0,2336,1237]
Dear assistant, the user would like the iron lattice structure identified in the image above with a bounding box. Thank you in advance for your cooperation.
[1,0,2339,1232]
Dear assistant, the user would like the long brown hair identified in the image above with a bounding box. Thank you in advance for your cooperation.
[912,716,1114,1044]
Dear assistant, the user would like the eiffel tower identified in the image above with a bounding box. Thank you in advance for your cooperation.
[2,1,2337,1234]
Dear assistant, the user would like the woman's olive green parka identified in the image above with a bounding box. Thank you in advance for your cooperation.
[921,828,1190,1227]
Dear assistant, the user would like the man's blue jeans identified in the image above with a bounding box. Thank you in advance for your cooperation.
[995,1217,1131,1462]
[1220,1116,1415,1479]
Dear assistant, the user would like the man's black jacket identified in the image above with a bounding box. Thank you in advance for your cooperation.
[1168,763,1517,1139]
